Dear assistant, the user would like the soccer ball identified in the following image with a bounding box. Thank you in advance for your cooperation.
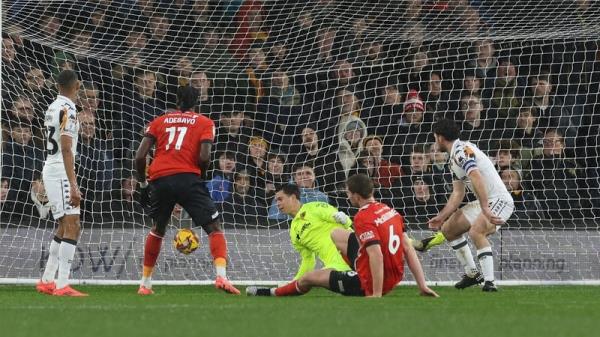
[173,228,200,255]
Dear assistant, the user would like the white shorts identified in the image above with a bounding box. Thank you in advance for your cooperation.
[43,177,80,220]
[460,198,514,226]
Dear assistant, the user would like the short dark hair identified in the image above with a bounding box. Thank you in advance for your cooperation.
[56,70,78,89]
[432,119,460,141]
[292,163,313,173]
[177,85,199,111]
[276,184,301,200]
[346,174,373,199]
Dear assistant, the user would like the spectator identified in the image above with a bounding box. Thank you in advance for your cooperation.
[222,170,268,225]
[206,152,236,204]
[528,72,574,141]
[268,164,329,220]
[526,129,588,219]
[109,174,145,223]
[500,169,540,220]
[390,90,431,166]
[2,35,22,104]
[264,152,290,203]
[428,142,452,204]
[1,122,44,214]
[367,81,402,137]
[230,0,269,59]
[166,56,194,108]
[146,15,173,67]
[189,71,215,118]
[214,109,251,158]
[401,178,440,228]
[193,28,240,72]
[30,176,51,219]
[243,136,269,194]
[401,51,429,92]
[493,140,522,172]
[313,27,338,68]
[486,56,524,129]
[402,143,433,186]
[465,39,497,80]
[362,135,403,188]
[21,66,54,116]
[78,81,113,140]
[77,112,114,219]
[459,94,493,149]
[6,96,44,146]
[293,126,344,194]
[266,41,291,71]
[0,178,8,205]
[423,70,449,116]
[242,45,269,103]
[337,117,367,179]
[500,106,545,150]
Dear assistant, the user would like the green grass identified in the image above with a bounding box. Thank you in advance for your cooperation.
[1,285,599,337]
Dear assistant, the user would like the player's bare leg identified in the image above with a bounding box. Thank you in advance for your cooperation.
[53,215,88,297]
[331,228,352,256]
[441,211,482,289]
[138,224,165,295]
[247,269,332,296]
[37,224,65,294]
[469,214,498,292]
[205,221,240,295]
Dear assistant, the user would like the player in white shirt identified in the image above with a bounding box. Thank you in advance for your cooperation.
[36,70,88,297]
[421,119,514,292]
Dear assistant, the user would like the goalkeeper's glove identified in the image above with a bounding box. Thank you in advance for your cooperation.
[333,211,350,225]
[139,181,151,210]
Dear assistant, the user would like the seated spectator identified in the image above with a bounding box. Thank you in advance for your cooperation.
[0,178,10,220]
[30,176,51,219]
[428,142,452,204]
[528,72,574,140]
[206,152,236,204]
[459,94,494,150]
[1,122,44,214]
[493,140,522,172]
[423,70,449,116]
[499,106,545,150]
[222,170,268,225]
[21,66,54,115]
[241,45,269,103]
[464,39,497,81]
[230,0,269,59]
[293,126,344,194]
[526,129,588,219]
[268,164,329,221]
[401,144,433,195]
[337,116,367,180]
[77,112,114,219]
[362,135,403,188]
[78,81,113,140]
[7,96,44,146]
[500,169,540,220]
[401,178,440,228]
[264,152,290,203]
[243,136,269,195]
[486,56,524,129]
[214,109,251,158]
[193,28,240,72]
[109,174,146,223]
[366,81,402,137]
[189,70,215,118]
[390,89,431,165]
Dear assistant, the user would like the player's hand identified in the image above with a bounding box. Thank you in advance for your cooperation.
[419,286,440,298]
[333,211,349,225]
[69,184,81,207]
[482,205,504,225]
[428,215,445,230]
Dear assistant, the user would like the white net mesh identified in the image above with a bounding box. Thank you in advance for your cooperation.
[1,0,600,283]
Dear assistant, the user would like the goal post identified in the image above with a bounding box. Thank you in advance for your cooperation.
[1,0,599,285]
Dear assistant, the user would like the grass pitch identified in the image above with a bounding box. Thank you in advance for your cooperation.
[1,285,598,337]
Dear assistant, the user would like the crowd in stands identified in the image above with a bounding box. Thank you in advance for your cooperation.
[1,0,600,228]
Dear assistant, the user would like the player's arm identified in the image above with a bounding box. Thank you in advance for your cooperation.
[402,233,439,297]
[293,241,316,280]
[317,203,352,229]
[437,179,465,220]
[365,243,384,297]
[135,136,155,184]
[60,134,80,207]
[198,141,212,180]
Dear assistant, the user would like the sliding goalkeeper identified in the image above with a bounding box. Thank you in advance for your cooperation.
[248,184,352,296]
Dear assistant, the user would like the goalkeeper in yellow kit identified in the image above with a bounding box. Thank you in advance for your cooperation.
[247,184,352,296]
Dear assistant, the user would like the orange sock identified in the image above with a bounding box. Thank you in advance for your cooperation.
[209,231,227,277]
[141,231,163,288]
[274,280,307,296]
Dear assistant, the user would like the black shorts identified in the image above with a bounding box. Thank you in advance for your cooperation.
[329,270,365,296]
[149,173,220,231]
[347,232,359,271]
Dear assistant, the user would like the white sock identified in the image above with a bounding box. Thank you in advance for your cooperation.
[450,236,478,277]
[56,239,77,289]
[41,237,61,283]
[477,246,495,282]
[216,266,227,278]
[141,276,152,289]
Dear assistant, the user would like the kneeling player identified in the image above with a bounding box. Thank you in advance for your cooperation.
[248,174,438,298]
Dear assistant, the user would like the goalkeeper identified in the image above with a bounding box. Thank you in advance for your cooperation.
[264,184,353,289]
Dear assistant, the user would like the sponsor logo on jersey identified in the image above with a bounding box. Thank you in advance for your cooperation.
[359,230,375,242]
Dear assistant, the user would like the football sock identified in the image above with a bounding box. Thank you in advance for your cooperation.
[56,239,77,289]
[274,280,306,296]
[41,236,61,283]
[209,231,227,278]
[141,231,163,289]
[450,236,479,277]
[477,246,495,282]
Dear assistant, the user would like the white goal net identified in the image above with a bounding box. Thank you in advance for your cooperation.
[1,0,599,285]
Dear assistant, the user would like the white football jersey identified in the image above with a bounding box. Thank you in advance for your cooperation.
[449,139,511,201]
[42,95,79,180]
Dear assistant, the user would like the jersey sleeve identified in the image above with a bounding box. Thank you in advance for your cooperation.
[144,117,159,139]
[292,240,316,280]
[453,144,478,175]
[354,212,381,248]
[59,105,78,137]
[198,118,215,143]
[315,203,352,229]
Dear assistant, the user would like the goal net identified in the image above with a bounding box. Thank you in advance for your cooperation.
[1,0,599,285]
